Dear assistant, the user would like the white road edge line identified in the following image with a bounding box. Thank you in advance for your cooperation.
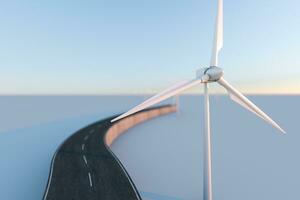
[88,172,93,188]
[89,129,95,134]
[81,144,85,151]
[106,147,141,199]
[43,149,59,200]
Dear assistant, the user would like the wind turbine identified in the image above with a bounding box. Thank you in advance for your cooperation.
[111,0,286,199]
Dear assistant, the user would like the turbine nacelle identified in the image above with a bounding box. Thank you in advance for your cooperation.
[196,66,224,82]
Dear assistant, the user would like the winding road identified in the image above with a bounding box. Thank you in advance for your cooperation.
[43,105,176,200]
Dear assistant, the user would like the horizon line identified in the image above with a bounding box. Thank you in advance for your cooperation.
[0,93,299,96]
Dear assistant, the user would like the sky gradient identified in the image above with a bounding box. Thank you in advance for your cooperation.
[0,0,299,95]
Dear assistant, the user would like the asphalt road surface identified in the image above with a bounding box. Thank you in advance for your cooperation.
[43,115,142,200]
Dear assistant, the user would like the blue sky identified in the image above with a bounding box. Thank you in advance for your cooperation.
[0,0,299,95]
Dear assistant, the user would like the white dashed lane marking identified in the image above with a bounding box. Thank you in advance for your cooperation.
[88,172,93,187]
[83,155,88,165]
[84,135,89,141]
[83,129,95,189]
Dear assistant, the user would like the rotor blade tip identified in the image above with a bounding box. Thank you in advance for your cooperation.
[111,118,119,123]
[280,128,287,134]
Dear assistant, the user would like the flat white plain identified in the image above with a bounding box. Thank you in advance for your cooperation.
[0,95,296,200]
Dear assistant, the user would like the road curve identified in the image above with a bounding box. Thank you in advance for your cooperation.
[43,105,176,200]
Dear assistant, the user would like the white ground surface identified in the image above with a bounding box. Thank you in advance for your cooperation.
[0,95,298,200]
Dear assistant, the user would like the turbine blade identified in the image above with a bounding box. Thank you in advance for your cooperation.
[210,0,223,67]
[217,77,286,134]
[111,79,203,122]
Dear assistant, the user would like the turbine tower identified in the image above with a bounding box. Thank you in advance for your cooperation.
[111,0,286,199]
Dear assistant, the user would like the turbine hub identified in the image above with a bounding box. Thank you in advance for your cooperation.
[196,66,224,82]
